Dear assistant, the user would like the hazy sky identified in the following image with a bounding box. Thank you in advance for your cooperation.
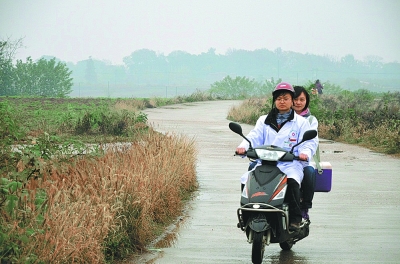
[1,0,399,65]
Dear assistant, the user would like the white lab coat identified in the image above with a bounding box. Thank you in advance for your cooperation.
[238,112,314,185]
[305,114,319,166]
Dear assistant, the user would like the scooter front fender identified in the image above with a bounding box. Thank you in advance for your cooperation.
[249,217,269,232]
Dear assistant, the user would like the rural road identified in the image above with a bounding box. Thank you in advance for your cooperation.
[134,100,400,264]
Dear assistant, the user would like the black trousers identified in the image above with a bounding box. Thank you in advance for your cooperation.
[285,178,302,224]
[301,165,316,209]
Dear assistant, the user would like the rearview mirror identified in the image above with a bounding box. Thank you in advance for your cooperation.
[229,122,253,149]
[302,130,317,141]
[229,122,243,135]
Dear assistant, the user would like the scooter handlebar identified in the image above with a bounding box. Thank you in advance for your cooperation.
[294,156,308,161]
[234,151,308,161]
[234,151,247,156]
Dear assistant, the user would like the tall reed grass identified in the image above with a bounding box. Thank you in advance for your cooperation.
[227,98,270,125]
[1,127,197,263]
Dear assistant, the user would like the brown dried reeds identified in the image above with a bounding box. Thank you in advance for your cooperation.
[21,128,197,263]
[113,99,148,111]
[227,97,271,125]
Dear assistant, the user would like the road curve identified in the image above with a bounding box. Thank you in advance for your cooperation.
[134,100,400,264]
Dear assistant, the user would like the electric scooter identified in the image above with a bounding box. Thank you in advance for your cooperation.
[229,122,317,264]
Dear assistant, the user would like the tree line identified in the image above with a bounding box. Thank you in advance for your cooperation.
[69,48,400,96]
[1,37,400,98]
[0,39,73,97]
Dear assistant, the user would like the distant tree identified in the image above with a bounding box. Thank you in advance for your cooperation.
[167,50,195,84]
[37,57,73,97]
[14,57,73,97]
[209,75,283,99]
[123,49,168,84]
[1,37,72,97]
[13,57,35,95]
[259,77,282,94]
[209,75,258,99]
[0,37,24,61]
[0,38,25,96]
[85,56,97,83]
[0,41,15,96]
[341,54,358,70]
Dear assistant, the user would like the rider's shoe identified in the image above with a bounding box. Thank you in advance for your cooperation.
[301,209,309,220]
[289,222,300,232]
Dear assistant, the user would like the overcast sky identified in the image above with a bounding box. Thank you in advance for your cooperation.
[1,0,399,65]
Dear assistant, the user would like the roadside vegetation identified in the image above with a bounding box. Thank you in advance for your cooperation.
[0,94,213,263]
[225,81,400,156]
[1,38,213,262]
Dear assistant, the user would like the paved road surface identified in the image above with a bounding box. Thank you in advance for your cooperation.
[135,100,400,264]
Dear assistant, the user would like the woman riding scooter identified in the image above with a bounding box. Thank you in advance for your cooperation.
[236,82,315,231]
[293,85,319,221]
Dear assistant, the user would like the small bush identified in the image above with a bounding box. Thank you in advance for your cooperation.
[74,108,148,136]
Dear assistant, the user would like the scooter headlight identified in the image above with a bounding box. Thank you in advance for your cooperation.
[255,149,286,161]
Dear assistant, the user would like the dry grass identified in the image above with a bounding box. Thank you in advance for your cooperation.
[318,120,400,156]
[113,99,148,111]
[12,128,197,263]
[227,97,271,125]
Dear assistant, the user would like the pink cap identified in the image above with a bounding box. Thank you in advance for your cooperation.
[273,82,294,93]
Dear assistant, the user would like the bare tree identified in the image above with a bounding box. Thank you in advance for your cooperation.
[0,36,25,61]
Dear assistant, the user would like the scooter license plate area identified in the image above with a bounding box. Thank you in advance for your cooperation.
[248,218,269,233]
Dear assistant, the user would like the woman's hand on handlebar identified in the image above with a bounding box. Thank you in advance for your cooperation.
[236,147,246,155]
[298,153,309,161]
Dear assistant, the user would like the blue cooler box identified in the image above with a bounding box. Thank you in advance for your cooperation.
[310,161,332,192]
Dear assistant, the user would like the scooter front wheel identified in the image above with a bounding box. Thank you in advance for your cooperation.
[251,231,264,264]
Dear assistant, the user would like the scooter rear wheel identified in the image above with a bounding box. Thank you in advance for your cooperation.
[279,240,294,250]
[251,231,264,264]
